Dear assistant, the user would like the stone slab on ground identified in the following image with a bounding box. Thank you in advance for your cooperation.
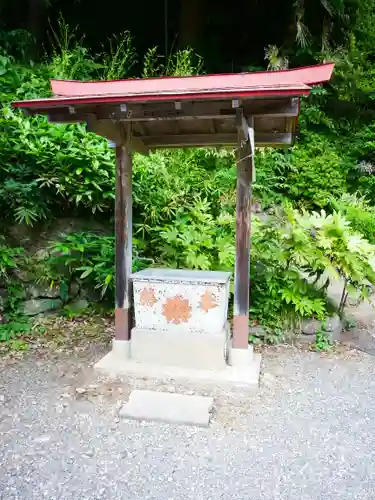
[95,350,261,386]
[119,390,213,427]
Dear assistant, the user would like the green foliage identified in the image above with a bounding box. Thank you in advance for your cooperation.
[49,16,102,81]
[0,107,116,222]
[283,137,349,209]
[101,31,136,80]
[2,16,375,345]
[0,29,36,63]
[264,45,289,70]
[0,319,31,350]
[331,193,375,243]
[142,47,164,78]
[0,273,32,349]
[0,238,24,284]
[251,216,329,334]
[166,48,203,76]
[0,36,221,227]
[154,198,235,270]
[143,46,203,77]
[354,0,375,55]
[133,148,235,244]
[314,325,332,352]
[47,232,150,301]
[252,149,293,208]
[250,205,375,337]
[282,206,375,307]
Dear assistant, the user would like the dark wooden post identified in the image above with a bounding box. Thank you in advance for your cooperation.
[233,111,254,350]
[115,131,133,341]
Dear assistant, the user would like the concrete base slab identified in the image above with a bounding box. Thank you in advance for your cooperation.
[112,339,131,358]
[94,350,261,386]
[119,390,213,427]
[130,327,227,370]
[228,346,254,366]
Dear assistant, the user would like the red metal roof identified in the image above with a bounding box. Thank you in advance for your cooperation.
[12,63,334,110]
[12,85,311,109]
[50,63,333,97]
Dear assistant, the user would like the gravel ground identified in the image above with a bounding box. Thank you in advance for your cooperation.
[1,344,375,500]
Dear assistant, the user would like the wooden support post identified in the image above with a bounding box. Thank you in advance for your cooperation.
[115,127,132,341]
[233,111,254,349]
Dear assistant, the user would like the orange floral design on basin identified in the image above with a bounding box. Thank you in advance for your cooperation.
[162,295,192,324]
[140,287,157,307]
[200,289,218,313]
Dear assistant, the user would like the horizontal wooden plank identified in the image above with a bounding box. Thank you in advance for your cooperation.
[47,98,299,125]
[138,132,293,148]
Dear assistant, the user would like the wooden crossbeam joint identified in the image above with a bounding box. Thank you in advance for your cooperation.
[236,108,249,143]
[86,118,149,155]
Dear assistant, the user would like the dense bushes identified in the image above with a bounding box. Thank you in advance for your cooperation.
[2,17,375,346]
[251,205,375,338]
[283,138,349,209]
[4,200,374,345]
[0,109,116,223]
[332,194,375,243]
[46,232,151,302]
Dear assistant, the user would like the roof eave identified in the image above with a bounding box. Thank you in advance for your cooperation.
[12,88,310,112]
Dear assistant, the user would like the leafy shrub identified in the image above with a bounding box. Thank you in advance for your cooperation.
[100,31,137,80]
[250,205,375,337]
[292,208,375,296]
[282,135,349,209]
[0,318,32,350]
[314,326,332,352]
[49,17,102,81]
[251,216,329,335]
[331,193,375,243]
[154,198,235,270]
[0,108,116,222]
[133,148,235,241]
[252,149,293,208]
[47,232,151,301]
[0,43,233,226]
[0,238,24,285]
[0,240,31,347]
[143,46,203,78]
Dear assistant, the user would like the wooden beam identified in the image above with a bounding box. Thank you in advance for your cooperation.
[138,132,292,148]
[116,98,299,121]
[86,118,149,155]
[122,113,237,122]
[129,134,150,155]
[47,98,299,124]
[115,125,133,342]
[233,110,253,350]
[86,117,122,143]
[249,97,299,117]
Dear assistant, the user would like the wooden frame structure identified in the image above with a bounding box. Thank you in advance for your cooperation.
[13,63,334,355]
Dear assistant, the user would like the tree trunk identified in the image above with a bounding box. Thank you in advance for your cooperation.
[28,0,45,49]
[179,0,204,49]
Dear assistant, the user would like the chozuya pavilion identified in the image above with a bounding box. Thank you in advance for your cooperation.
[13,62,334,384]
